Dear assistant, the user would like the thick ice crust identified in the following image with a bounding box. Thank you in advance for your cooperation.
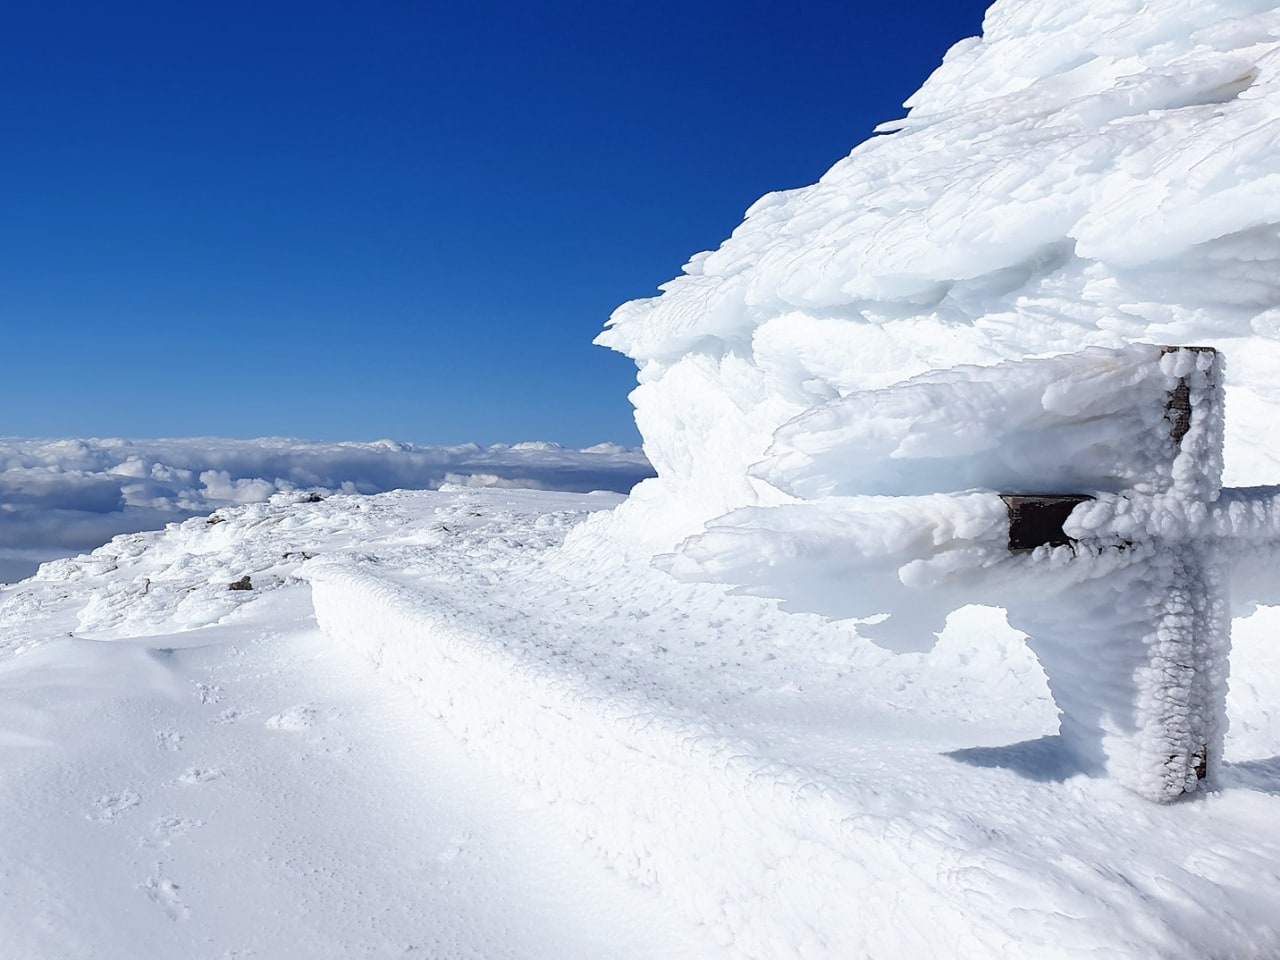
[594,1,1280,552]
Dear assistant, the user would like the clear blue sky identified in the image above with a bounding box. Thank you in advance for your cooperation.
[0,0,991,447]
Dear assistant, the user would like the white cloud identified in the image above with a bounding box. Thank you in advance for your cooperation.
[0,437,651,580]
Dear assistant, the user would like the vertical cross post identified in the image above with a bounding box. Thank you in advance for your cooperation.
[1001,346,1227,802]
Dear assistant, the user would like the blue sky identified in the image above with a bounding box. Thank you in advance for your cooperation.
[0,1,991,447]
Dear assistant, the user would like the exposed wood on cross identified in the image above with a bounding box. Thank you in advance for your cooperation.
[668,342,1277,803]
[998,346,1229,802]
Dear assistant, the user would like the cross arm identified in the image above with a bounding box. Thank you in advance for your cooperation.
[1207,485,1280,611]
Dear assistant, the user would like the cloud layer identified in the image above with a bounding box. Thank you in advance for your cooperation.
[0,437,652,581]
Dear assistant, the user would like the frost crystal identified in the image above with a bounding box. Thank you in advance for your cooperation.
[666,345,1280,802]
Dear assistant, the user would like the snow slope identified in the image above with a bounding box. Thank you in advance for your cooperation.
[304,490,1280,959]
[0,489,725,960]
[7,488,1273,957]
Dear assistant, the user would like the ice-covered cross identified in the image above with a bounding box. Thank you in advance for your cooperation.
[668,344,1280,803]
[995,346,1228,803]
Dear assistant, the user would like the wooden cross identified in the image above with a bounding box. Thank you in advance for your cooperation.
[668,342,1274,803]
[996,346,1233,802]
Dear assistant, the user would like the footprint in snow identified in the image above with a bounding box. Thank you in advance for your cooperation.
[88,790,141,822]
[155,730,184,751]
[265,705,316,731]
[195,681,223,705]
[146,815,203,848]
[178,766,225,785]
[141,873,190,921]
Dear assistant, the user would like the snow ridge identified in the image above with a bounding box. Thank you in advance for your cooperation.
[307,561,981,958]
[301,488,1280,959]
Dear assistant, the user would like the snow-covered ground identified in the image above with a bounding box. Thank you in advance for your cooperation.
[0,489,725,959]
[3,487,1277,957]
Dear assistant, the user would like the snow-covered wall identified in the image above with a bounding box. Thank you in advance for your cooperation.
[591,0,1280,552]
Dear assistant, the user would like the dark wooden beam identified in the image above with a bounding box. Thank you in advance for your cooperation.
[1160,345,1217,446]
[999,494,1094,552]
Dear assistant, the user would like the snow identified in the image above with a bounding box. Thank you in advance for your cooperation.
[757,345,1209,500]
[0,490,725,960]
[661,345,1249,800]
[586,0,1280,811]
[5,488,1276,957]
[8,0,1280,955]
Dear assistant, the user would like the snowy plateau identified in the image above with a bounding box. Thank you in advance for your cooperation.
[7,0,1280,958]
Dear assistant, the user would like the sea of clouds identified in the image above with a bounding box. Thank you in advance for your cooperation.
[0,436,652,582]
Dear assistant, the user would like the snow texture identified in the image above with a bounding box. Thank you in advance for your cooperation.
[300,490,1279,958]
[0,490,726,960]
[4,489,1279,957]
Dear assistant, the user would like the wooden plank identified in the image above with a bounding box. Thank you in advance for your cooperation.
[1160,345,1217,445]
[999,494,1094,552]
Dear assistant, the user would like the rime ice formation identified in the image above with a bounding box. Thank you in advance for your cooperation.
[665,345,1258,801]
[592,0,1280,554]
[586,0,1280,802]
